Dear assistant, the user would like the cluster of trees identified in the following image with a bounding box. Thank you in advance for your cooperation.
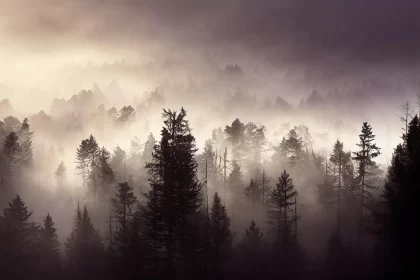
[0,106,417,279]
[0,117,34,185]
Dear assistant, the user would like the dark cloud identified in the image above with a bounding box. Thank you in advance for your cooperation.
[1,0,419,66]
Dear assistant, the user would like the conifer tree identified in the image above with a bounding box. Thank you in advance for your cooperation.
[225,118,246,161]
[17,118,34,160]
[0,195,39,278]
[39,213,60,275]
[54,161,67,189]
[65,203,104,278]
[143,108,203,278]
[110,146,126,183]
[268,170,297,248]
[2,131,20,172]
[240,220,264,255]
[209,192,233,273]
[352,122,380,244]
[76,135,100,197]
[244,179,261,206]
[369,116,419,278]
[110,182,143,276]
[329,140,351,235]
[96,147,115,197]
[143,132,156,164]
[244,122,266,175]
[228,160,243,192]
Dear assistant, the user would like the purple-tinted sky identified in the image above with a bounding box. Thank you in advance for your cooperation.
[0,0,419,67]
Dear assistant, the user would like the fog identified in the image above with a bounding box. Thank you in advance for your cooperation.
[0,0,419,279]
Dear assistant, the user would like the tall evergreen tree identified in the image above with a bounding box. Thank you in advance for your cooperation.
[0,195,39,278]
[352,122,380,244]
[38,213,60,276]
[65,203,105,279]
[96,147,115,197]
[209,192,233,274]
[110,182,143,277]
[143,108,203,278]
[2,131,20,172]
[268,170,297,249]
[369,116,419,279]
[329,140,351,235]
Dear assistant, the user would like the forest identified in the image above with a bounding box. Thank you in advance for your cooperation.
[0,91,417,279]
[0,0,418,279]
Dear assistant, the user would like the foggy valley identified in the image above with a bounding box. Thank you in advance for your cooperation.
[0,0,419,279]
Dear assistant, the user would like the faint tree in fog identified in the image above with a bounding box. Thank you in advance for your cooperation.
[110,146,126,183]
[244,179,262,207]
[54,161,67,189]
[117,105,136,127]
[225,118,246,161]
[143,132,156,164]
[228,160,244,191]
[2,132,20,171]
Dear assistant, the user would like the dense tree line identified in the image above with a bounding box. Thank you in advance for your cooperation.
[0,106,417,280]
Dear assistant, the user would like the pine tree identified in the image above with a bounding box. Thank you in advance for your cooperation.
[268,170,297,249]
[228,160,243,192]
[54,161,67,189]
[240,220,264,255]
[329,140,351,235]
[352,122,380,244]
[369,116,419,279]
[110,146,126,183]
[39,213,60,275]
[244,122,266,175]
[209,192,233,273]
[244,179,261,206]
[0,195,39,278]
[76,135,101,197]
[96,147,115,197]
[17,118,34,163]
[225,118,246,161]
[143,132,156,164]
[143,108,203,278]
[65,203,105,278]
[2,131,20,172]
[110,182,143,276]
[111,182,137,239]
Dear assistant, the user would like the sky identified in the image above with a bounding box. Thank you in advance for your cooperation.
[1,0,419,70]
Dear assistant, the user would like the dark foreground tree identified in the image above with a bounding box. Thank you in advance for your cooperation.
[209,192,233,275]
[0,195,39,278]
[143,108,203,279]
[352,122,380,244]
[65,203,105,279]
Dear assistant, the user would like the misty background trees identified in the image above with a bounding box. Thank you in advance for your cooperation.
[0,81,418,280]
